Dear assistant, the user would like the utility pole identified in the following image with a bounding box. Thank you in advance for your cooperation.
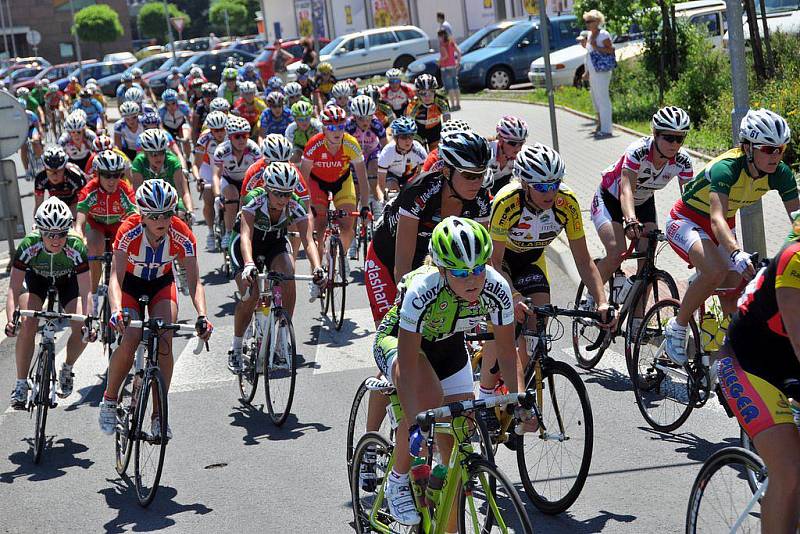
[67,0,84,81]
[538,0,559,151]
[223,9,231,39]
[0,0,10,64]
[5,0,16,58]
[163,1,177,65]
[725,0,765,256]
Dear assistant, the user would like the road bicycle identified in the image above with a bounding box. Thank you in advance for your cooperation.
[353,209,374,267]
[13,284,92,463]
[25,138,43,181]
[350,391,536,533]
[572,229,678,370]
[113,295,207,507]
[87,237,115,361]
[238,264,314,425]
[318,191,358,331]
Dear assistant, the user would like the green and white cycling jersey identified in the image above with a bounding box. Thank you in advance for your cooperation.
[285,119,323,152]
[234,186,308,238]
[12,232,89,279]
[380,264,514,342]
[131,151,186,211]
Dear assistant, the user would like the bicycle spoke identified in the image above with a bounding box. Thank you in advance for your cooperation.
[264,312,297,426]
[134,371,168,507]
[459,458,532,533]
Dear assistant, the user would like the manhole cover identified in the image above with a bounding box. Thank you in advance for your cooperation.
[204,462,228,469]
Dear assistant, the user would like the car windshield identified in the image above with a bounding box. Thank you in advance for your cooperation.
[487,23,533,48]
[758,0,800,13]
[320,36,344,55]
[11,68,37,80]
[138,57,168,74]
[459,24,512,52]
[159,55,192,71]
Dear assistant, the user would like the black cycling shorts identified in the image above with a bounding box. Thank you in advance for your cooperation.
[599,188,657,225]
[230,232,291,274]
[24,271,79,306]
[501,249,550,296]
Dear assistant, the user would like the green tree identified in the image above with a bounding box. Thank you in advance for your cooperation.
[73,4,124,54]
[173,0,211,39]
[209,0,252,37]
[573,0,656,35]
[137,2,191,43]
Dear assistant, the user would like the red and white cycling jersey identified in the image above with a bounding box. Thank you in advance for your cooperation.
[213,139,261,184]
[114,214,196,280]
[599,136,694,206]
[379,83,415,111]
[194,130,224,166]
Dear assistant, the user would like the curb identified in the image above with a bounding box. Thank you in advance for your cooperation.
[462,95,713,162]
[545,233,581,286]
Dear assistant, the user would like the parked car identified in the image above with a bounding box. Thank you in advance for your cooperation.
[55,60,135,90]
[406,19,525,83]
[287,25,430,79]
[97,53,172,96]
[11,56,51,68]
[149,50,256,95]
[458,15,581,91]
[103,51,138,64]
[724,0,800,45]
[13,61,90,91]
[253,37,331,80]
[3,65,45,87]
[220,37,267,55]
[136,45,166,59]
[166,38,212,52]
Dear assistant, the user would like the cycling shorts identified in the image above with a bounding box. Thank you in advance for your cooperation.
[199,162,214,186]
[229,232,290,274]
[665,211,734,267]
[70,154,91,172]
[365,242,397,324]
[86,219,122,240]
[716,352,795,439]
[501,249,550,296]
[417,124,442,148]
[221,176,243,192]
[374,332,473,396]
[121,272,176,316]
[24,271,79,306]
[309,171,357,208]
[590,187,657,232]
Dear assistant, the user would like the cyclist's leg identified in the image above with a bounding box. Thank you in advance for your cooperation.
[14,285,44,380]
[311,203,327,264]
[105,297,143,398]
[231,234,259,338]
[59,276,86,366]
[221,180,239,234]
[86,223,106,292]
[269,246,296,318]
[149,291,178,392]
[591,189,627,282]
[334,179,357,251]
[200,164,215,229]
[367,157,379,203]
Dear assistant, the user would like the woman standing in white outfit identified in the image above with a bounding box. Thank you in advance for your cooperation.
[584,10,615,139]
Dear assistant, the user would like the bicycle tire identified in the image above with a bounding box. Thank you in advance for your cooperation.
[115,374,134,475]
[685,446,765,534]
[459,457,534,534]
[264,310,297,426]
[738,426,761,493]
[350,433,396,534]
[330,237,347,330]
[346,378,393,475]
[134,369,168,507]
[321,239,331,315]
[517,359,593,514]
[32,347,52,464]
[238,315,261,405]
[624,270,679,374]
[571,275,612,370]
[630,298,696,432]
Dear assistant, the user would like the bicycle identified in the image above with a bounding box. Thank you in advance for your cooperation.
[350,391,536,534]
[572,229,678,370]
[87,237,115,361]
[354,210,374,267]
[13,285,92,464]
[318,191,358,331]
[629,255,760,433]
[212,194,233,276]
[113,295,207,506]
[238,262,314,425]
[25,138,43,182]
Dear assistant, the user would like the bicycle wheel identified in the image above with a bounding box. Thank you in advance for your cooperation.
[738,426,761,493]
[517,359,593,514]
[238,318,260,405]
[459,457,534,534]
[360,218,373,263]
[264,310,297,426]
[32,348,52,464]
[100,294,115,361]
[115,374,134,475]
[346,378,393,474]
[330,237,347,331]
[624,270,679,367]
[631,298,696,432]
[320,240,331,315]
[134,369,168,507]
[571,276,612,369]
[685,447,765,534]
[350,433,408,534]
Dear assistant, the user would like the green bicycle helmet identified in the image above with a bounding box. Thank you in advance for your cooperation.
[222,67,238,81]
[429,217,492,270]
[291,100,314,119]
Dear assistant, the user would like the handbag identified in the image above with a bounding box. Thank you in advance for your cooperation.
[589,50,617,72]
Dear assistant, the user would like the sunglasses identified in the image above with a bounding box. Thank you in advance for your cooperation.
[659,133,686,144]
[146,150,166,157]
[503,139,523,147]
[45,168,63,174]
[457,169,487,181]
[42,230,68,239]
[389,78,401,83]
[326,123,346,132]
[395,134,414,140]
[270,104,283,109]
[418,90,434,97]
[269,189,293,198]
[99,172,123,180]
[210,127,225,134]
[529,180,561,193]
[144,211,174,221]
[230,133,248,140]
[297,75,308,81]
[296,117,311,123]
[448,264,486,278]
[753,144,786,155]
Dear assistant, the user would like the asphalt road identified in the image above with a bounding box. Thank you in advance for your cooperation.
[0,100,742,533]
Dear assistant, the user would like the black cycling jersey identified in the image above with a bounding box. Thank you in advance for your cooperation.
[34,162,87,205]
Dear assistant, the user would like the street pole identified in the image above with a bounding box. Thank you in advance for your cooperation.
[67,0,83,81]
[725,0,765,256]
[0,0,10,64]
[5,0,16,58]
[538,0,559,151]
[163,1,177,65]
[223,9,231,39]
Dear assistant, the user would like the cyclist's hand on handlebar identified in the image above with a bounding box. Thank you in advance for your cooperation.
[597,303,617,330]
[195,315,213,341]
[513,295,532,323]
[109,310,126,334]
[623,218,643,240]
[81,325,98,343]
[730,249,756,280]
[360,205,372,219]
[513,406,539,433]
[5,322,17,337]
[241,262,257,281]
[312,267,325,285]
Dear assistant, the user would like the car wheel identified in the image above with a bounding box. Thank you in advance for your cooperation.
[486,67,512,90]
[393,55,415,71]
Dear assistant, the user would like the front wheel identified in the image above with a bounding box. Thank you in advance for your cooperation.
[329,237,347,331]
[459,457,533,534]
[517,359,593,514]
[346,378,393,474]
[114,374,134,475]
[264,310,297,426]
[350,433,397,534]
[133,370,168,507]
[32,348,53,464]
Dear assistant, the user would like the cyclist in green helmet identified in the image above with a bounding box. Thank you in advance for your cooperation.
[218,68,240,106]
[285,100,322,163]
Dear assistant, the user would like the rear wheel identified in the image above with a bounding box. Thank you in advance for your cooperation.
[571,275,612,369]
[264,310,297,426]
[624,270,679,368]
[238,317,261,405]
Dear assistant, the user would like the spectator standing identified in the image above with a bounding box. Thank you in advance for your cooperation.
[438,30,461,111]
[584,10,615,139]
[436,12,453,38]
[272,39,294,82]
[208,32,220,49]
[301,37,319,71]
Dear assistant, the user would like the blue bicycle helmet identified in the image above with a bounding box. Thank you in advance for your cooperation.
[391,116,417,136]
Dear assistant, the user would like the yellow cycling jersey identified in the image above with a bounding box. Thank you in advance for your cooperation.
[489,181,585,254]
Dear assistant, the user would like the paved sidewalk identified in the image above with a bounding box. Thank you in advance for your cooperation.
[458,98,798,288]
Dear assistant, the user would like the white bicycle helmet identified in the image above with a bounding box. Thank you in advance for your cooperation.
[263,162,300,193]
[119,100,141,118]
[139,128,170,152]
[210,97,231,113]
[92,135,114,152]
[64,113,86,132]
[350,95,376,118]
[651,106,691,133]
[260,134,293,163]
[284,82,303,98]
[35,197,73,233]
[513,144,565,184]
[739,108,791,146]
[239,81,257,95]
[42,145,68,170]
[265,91,285,107]
[496,115,529,142]
[225,115,251,135]
[386,68,403,80]
[94,150,127,173]
[136,179,178,213]
[124,86,144,103]
[190,66,204,78]
[441,119,472,138]
[331,81,351,99]
[204,110,228,130]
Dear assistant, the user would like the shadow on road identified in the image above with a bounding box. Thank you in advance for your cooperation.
[581,366,633,393]
[638,427,740,463]
[228,404,331,446]
[98,477,212,533]
[64,375,106,411]
[200,269,231,288]
[530,506,637,533]
[0,437,93,483]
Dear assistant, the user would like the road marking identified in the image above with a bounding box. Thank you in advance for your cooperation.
[171,325,235,392]
[312,307,377,374]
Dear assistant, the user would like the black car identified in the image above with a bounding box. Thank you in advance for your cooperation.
[149,50,257,95]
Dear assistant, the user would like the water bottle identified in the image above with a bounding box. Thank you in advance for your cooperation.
[611,271,626,303]
[617,276,634,304]
[410,457,430,509]
[425,464,448,508]
[359,444,379,492]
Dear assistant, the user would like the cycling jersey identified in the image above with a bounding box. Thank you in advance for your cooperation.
[302,132,363,185]
[237,186,308,237]
[158,101,192,131]
[115,83,136,101]
[33,163,86,207]
[674,147,798,226]
[345,117,386,162]
[44,91,64,110]
[114,214,196,280]
[58,130,97,162]
[194,130,225,166]
[218,84,240,106]
[193,99,212,130]
[314,76,337,100]
[25,110,40,137]
[379,83,415,114]
[76,178,137,225]
[377,140,427,186]
[29,88,46,108]
[131,151,183,186]
[113,118,144,152]
[64,81,82,99]
[20,95,40,113]
[487,140,517,195]
[600,136,694,204]
[422,148,442,173]
[490,182,585,256]
[212,139,261,185]
[72,98,104,125]
[285,119,323,152]
[375,102,395,129]
[240,158,309,202]
[237,71,260,85]
[165,74,185,91]
[12,231,89,279]
[405,95,450,130]
[259,107,293,136]
[233,97,267,129]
